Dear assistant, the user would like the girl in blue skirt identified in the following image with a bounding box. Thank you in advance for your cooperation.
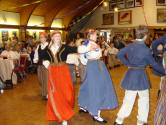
[78,29,118,124]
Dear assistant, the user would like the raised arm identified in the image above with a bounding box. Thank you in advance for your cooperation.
[146,49,165,76]
[152,34,166,57]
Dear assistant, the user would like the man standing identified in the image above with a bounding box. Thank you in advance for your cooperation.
[114,25,165,125]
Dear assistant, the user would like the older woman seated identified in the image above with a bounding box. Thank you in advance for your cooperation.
[1,45,20,60]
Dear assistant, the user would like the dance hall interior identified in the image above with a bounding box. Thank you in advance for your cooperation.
[0,0,165,125]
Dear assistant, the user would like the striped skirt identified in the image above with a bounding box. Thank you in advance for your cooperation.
[154,78,166,125]
[37,65,48,97]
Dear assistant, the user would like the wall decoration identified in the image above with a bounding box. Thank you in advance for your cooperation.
[103,13,114,25]
[117,2,125,9]
[157,8,166,23]
[117,0,124,2]
[2,31,8,41]
[156,0,166,5]
[12,31,17,37]
[118,10,132,24]
[109,0,117,3]
[135,0,143,7]
[109,3,117,11]
[126,0,135,8]
[33,32,37,40]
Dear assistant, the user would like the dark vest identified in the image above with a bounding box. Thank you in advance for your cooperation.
[38,45,48,65]
[46,44,77,64]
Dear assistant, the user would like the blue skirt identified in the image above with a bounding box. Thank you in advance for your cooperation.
[78,60,118,116]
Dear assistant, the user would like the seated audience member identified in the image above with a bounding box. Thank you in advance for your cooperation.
[107,42,120,69]
[1,45,19,60]
[114,37,125,50]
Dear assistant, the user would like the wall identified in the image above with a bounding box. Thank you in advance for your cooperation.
[28,15,44,27]
[0,11,20,25]
[27,15,45,41]
[51,18,63,28]
[0,11,20,42]
[83,0,166,30]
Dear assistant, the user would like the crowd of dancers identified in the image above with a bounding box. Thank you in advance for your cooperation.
[34,25,166,125]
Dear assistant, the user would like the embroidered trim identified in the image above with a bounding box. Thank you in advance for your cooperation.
[48,66,55,92]
[47,50,53,63]
[55,44,62,64]
[59,48,65,62]
[49,88,62,120]
[48,66,62,120]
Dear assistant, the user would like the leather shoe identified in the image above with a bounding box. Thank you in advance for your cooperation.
[79,109,88,113]
[93,117,107,124]
[114,122,123,125]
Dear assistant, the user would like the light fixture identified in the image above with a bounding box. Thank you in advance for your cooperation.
[103,1,108,7]
[114,7,118,12]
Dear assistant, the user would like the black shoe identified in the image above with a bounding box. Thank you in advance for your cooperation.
[93,117,107,124]
[114,122,123,125]
[79,109,88,113]
[158,90,161,97]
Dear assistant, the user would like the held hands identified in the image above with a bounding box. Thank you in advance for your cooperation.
[158,54,163,57]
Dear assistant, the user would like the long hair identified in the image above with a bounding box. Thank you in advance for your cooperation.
[49,31,61,48]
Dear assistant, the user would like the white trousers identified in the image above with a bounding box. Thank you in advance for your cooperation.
[116,89,149,125]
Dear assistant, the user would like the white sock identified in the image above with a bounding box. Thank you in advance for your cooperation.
[94,116,104,121]
[116,117,124,124]
[0,89,4,94]
[46,94,48,99]
[80,107,87,112]
[94,110,104,121]
[62,120,67,125]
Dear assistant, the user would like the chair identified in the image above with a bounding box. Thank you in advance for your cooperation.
[13,56,28,82]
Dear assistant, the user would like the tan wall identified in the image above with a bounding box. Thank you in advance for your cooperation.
[83,0,166,30]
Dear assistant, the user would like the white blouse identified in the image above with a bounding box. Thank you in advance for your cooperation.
[78,41,102,65]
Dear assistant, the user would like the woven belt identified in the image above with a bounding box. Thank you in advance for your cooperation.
[128,66,145,69]
[51,62,66,66]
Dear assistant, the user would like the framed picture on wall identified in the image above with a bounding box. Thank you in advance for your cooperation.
[103,13,114,25]
[157,8,166,23]
[109,2,117,11]
[118,10,132,24]
[2,31,8,41]
[33,32,37,40]
[109,0,117,3]
[117,0,124,2]
[117,2,125,9]
[12,31,17,37]
[156,0,166,5]
[126,0,135,8]
[135,0,143,7]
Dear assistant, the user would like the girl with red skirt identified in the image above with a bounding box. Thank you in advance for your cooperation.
[42,31,77,125]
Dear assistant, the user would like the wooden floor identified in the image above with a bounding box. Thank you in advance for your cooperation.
[0,66,160,125]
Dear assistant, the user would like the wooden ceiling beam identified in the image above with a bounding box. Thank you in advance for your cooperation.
[63,0,101,27]
[44,0,67,27]
[0,24,68,30]
[20,3,40,26]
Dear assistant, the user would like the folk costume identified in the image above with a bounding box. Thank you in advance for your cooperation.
[78,40,118,123]
[115,40,165,125]
[43,43,77,123]
[34,42,49,98]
